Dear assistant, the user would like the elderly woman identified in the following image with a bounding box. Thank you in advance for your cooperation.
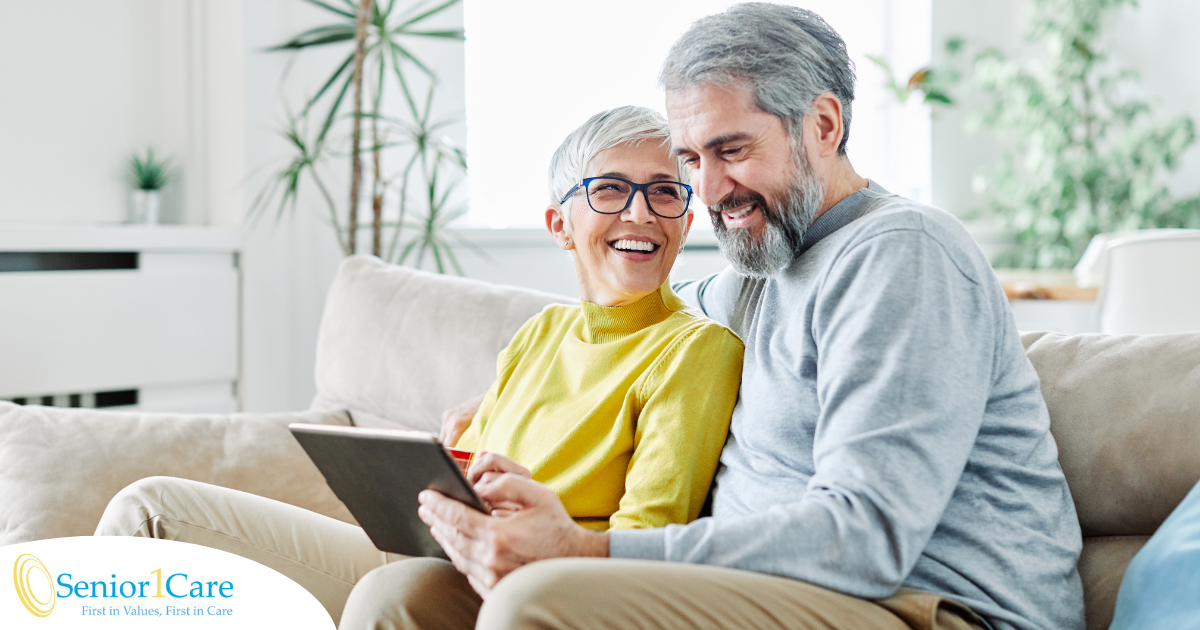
[448,105,742,531]
[95,105,743,628]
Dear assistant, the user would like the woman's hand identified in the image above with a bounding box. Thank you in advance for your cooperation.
[439,392,485,446]
[467,452,532,516]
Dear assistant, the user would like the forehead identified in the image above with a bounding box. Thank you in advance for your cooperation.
[665,83,782,152]
[584,141,678,179]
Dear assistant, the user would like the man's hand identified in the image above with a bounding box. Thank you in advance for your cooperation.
[417,474,608,597]
[439,392,485,446]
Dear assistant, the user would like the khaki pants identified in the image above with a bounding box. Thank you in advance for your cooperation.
[95,477,984,630]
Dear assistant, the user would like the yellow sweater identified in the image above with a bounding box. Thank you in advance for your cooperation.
[455,283,743,531]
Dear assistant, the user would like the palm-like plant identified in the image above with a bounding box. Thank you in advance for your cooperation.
[256,0,465,262]
[398,159,472,274]
[251,110,349,253]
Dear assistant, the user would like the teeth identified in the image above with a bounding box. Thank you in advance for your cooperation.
[725,204,755,219]
[612,239,655,252]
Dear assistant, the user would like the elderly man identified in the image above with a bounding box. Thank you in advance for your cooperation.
[413,4,1084,630]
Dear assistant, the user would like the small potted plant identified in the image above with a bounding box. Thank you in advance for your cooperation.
[127,148,172,225]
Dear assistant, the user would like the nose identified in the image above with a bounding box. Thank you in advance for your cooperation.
[693,159,733,208]
[622,188,657,224]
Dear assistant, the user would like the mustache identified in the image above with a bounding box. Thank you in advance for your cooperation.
[708,192,770,219]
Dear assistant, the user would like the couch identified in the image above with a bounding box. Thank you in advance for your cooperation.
[2,255,1197,630]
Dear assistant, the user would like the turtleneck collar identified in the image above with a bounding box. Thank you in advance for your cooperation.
[580,282,677,344]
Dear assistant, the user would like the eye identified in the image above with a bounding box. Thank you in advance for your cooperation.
[719,146,744,159]
[649,183,683,199]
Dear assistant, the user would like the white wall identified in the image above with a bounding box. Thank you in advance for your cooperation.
[239,0,467,411]
[0,0,465,413]
[1,2,177,223]
[0,0,246,227]
[931,0,1200,259]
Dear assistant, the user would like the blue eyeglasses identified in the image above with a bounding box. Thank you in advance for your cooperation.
[560,176,693,219]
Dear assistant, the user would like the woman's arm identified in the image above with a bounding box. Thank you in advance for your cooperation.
[609,324,744,529]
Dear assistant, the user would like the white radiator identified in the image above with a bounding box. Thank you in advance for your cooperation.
[0,226,240,412]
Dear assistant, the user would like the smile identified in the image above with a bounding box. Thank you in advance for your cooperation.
[610,239,660,254]
[721,203,759,228]
[723,203,755,219]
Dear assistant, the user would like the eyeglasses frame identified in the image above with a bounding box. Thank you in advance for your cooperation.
[559,176,694,219]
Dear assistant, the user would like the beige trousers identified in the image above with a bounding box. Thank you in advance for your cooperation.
[95,477,984,630]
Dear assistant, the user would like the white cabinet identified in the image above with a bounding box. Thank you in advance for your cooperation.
[0,226,240,412]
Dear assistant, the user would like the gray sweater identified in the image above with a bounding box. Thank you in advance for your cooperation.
[609,182,1084,630]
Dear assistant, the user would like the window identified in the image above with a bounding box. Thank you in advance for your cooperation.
[464,0,931,228]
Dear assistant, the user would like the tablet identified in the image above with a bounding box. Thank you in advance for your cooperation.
[288,423,489,559]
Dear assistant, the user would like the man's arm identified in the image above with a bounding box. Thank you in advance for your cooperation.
[671,266,740,324]
[439,392,485,446]
[612,228,997,597]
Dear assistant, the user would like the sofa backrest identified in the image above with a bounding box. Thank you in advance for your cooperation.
[310,256,574,433]
[311,260,1200,533]
[1022,331,1200,537]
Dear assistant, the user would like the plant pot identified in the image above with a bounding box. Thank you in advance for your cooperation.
[129,189,162,225]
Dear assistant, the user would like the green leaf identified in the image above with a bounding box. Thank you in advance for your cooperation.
[924,91,953,105]
[395,0,461,29]
[389,40,435,78]
[315,72,355,146]
[127,148,173,190]
[396,29,465,39]
[302,52,355,117]
[300,0,356,19]
[267,24,357,50]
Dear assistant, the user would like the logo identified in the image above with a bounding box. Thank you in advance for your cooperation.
[2,537,334,628]
[13,554,55,617]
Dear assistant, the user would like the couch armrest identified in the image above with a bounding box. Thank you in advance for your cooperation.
[0,401,354,546]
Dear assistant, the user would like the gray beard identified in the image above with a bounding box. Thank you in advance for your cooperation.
[710,149,825,279]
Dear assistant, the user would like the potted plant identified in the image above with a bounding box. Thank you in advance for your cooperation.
[872,0,1200,269]
[253,0,474,273]
[127,148,173,225]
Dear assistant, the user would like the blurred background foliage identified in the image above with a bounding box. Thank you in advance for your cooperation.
[875,0,1199,269]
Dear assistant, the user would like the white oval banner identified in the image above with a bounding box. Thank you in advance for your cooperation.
[1,537,334,629]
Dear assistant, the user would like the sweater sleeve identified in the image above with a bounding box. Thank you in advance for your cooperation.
[607,324,744,530]
[672,267,741,326]
[610,228,997,598]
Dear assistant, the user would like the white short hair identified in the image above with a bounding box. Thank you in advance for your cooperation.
[547,105,688,232]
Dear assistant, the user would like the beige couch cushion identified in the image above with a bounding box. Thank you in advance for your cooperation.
[1077,536,1148,630]
[1022,331,1200,537]
[0,402,354,546]
[311,256,573,432]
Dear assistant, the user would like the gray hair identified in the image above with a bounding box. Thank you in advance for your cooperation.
[547,105,686,232]
[659,2,856,154]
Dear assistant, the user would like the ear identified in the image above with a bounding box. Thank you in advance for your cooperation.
[545,205,574,250]
[680,212,694,251]
[805,93,845,158]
